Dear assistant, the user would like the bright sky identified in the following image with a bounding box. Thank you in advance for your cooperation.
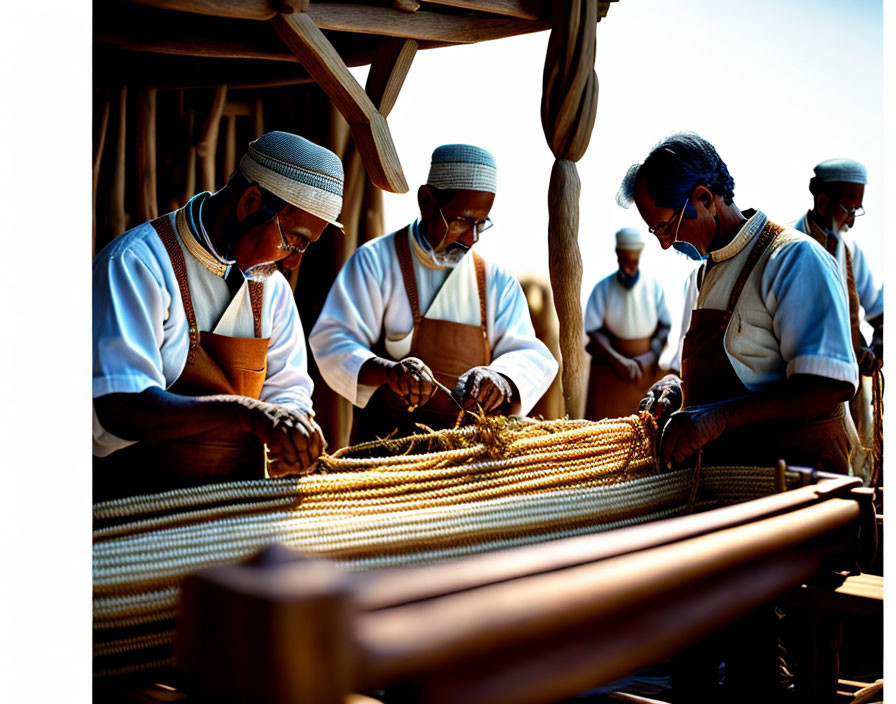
[351,0,884,344]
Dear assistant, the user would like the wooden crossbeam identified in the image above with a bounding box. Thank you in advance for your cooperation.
[365,38,417,117]
[422,0,542,20]
[273,12,408,193]
[306,3,549,43]
[120,0,305,20]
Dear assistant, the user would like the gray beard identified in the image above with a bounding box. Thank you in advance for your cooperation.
[244,261,279,281]
[429,247,468,268]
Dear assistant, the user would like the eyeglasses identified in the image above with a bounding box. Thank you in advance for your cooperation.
[274,213,310,255]
[436,208,493,246]
[838,202,865,218]
[649,199,689,239]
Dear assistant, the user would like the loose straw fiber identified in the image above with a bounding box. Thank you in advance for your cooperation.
[92,414,781,679]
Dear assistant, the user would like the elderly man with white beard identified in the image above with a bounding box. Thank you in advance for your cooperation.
[93,132,341,498]
[310,144,558,442]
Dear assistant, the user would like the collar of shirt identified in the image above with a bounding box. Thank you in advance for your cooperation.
[185,192,236,272]
[709,209,768,263]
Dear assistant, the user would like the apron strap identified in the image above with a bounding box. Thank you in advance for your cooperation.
[472,252,490,357]
[394,230,422,327]
[151,212,200,363]
[721,221,783,327]
[248,280,264,339]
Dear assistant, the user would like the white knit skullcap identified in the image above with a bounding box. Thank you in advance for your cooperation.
[813,158,867,185]
[426,144,497,193]
[615,227,645,251]
[239,131,344,228]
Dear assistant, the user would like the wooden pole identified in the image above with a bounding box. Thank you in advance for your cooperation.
[197,85,228,192]
[109,85,128,237]
[93,90,111,256]
[183,107,198,204]
[224,114,237,178]
[540,0,598,419]
[135,86,159,222]
[253,97,265,137]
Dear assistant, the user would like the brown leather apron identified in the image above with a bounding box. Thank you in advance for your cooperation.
[93,214,271,500]
[680,221,849,473]
[352,234,491,443]
[585,334,663,421]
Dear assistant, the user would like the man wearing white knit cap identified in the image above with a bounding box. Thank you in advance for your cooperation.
[584,227,671,420]
[93,132,343,498]
[792,158,882,376]
[311,144,558,442]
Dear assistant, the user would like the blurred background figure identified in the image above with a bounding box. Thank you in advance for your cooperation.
[584,227,671,420]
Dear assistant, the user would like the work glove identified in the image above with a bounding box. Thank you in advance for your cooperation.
[659,404,730,469]
[385,357,438,411]
[638,374,683,428]
[238,399,327,476]
[456,366,513,415]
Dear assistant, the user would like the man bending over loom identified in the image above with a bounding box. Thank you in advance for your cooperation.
[93,132,343,499]
[310,144,558,442]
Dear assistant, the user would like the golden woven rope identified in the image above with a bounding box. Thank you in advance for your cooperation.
[93,415,781,678]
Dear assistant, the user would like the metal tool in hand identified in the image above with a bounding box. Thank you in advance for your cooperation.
[405,366,466,413]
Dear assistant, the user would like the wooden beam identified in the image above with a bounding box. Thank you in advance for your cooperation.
[365,38,417,117]
[94,30,301,63]
[120,0,283,20]
[135,86,159,222]
[305,3,549,44]
[93,90,111,255]
[421,0,542,20]
[110,85,128,237]
[222,100,254,117]
[273,12,408,193]
[197,85,227,192]
[253,97,265,138]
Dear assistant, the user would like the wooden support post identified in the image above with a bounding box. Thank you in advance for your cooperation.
[135,86,159,222]
[224,114,237,178]
[272,12,408,193]
[183,108,198,204]
[365,38,417,118]
[110,85,128,237]
[540,0,598,418]
[253,97,265,138]
[93,90,111,256]
[197,85,228,192]
[176,544,355,704]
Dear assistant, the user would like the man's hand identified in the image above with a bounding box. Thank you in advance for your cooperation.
[385,357,438,411]
[456,367,513,414]
[238,399,326,476]
[857,346,883,376]
[638,374,683,427]
[659,404,730,469]
[611,355,643,382]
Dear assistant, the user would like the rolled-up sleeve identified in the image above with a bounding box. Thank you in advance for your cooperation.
[487,270,559,415]
[309,246,384,408]
[762,239,858,391]
[260,276,314,415]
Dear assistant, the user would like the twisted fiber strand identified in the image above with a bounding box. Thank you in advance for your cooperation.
[94,631,174,658]
[93,657,175,679]
[94,501,687,663]
[95,417,648,522]
[97,441,654,544]
[93,464,668,568]
[94,483,687,639]
[94,471,683,594]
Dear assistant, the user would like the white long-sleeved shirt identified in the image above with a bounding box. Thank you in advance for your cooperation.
[92,211,314,456]
[584,271,671,341]
[309,225,558,414]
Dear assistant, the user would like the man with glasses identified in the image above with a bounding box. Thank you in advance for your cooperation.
[93,132,341,498]
[310,144,557,442]
[793,158,883,375]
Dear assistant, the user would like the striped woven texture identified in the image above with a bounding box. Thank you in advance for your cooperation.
[92,414,782,679]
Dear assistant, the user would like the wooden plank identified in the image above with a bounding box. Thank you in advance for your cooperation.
[273,12,408,193]
[306,3,549,44]
[197,85,227,192]
[422,0,542,20]
[93,90,111,255]
[135,86,159,222]
[121,0,281,20]
[365,38,417,117]
[94,30,301,63]
[110,85,128,236]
